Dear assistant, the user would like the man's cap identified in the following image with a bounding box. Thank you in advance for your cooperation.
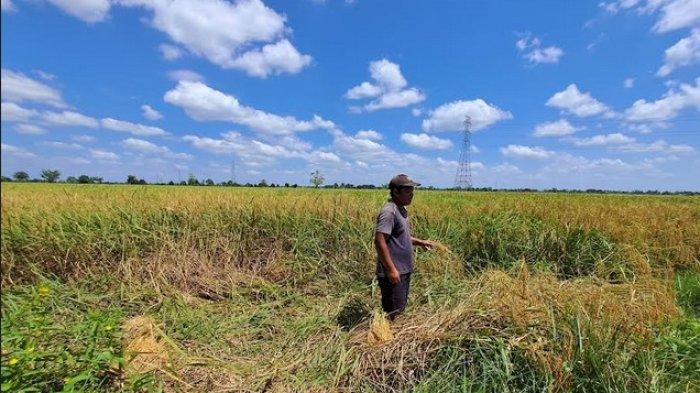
[389,174,421,188]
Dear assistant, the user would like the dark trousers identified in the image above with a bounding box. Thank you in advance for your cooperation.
[378,273,411,320]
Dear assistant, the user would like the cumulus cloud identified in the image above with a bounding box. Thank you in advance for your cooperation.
[546,84,614,117]
[1,102,39,122]
[43,111,100,128]
[345,59,425,112]
[228,39,312,78]
[16,124,47,135]
[117,0,311,77]
[515,34,564,64]
[500,144,554,159]
[159,44,184,61]
[72,134,96,143]
[101,118,168,136]
[624,78,700,122]
[1,143,36,158]
[1,69,66,108]
[90,148,119,161]
[533,119,580,137]
[182,131,340,166]
[615,139,695,153]
[400,133,453,150]
[568,133,636,146]
[164,80,336,136]
[422,99,512,132]
[657,29,700,76]
[121,137,191,159]
[41,141,84,149]
[624,78,635,88]
[355,129,383,140]
[601,0,700,33]
[167,69,205,82]
[46,0,111,23]
[141,104,163,120]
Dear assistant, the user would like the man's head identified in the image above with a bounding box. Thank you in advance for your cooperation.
[389,174,421,206]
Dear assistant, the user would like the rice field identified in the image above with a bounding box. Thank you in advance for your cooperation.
[1,183,699,392]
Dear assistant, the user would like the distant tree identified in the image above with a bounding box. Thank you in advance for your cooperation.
[126,175,139,184]
[258,179,268,187]
[187,174,199,186]
[138,179,147,185]
[13,171,30,182]
[1,176,12,182]
[168,181,175,185]
[179,180,187,186]
[78,175,92,184]
[66,176,78,183]
[90,176,103,184]
[40,169,61,183]
[205,178,215,186]
[310,170,324,188]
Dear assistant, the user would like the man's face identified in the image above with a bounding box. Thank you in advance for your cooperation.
[394,186,414,206]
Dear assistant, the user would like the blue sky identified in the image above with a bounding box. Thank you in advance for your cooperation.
[1,0,698,190]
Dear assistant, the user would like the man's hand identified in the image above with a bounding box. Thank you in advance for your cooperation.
[412,238,435,250]
[388,268,401,285]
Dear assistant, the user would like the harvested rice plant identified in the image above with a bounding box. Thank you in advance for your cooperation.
[1,183,699,391]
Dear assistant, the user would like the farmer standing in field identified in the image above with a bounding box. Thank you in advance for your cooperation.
[374,174,434,320]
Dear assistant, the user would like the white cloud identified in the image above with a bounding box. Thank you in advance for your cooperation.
[345,81,382,99]
[164,81,335,136]
[624,78,635,88]
[118,0,311,76]
[624,78,700,122]
[615,139,695,153]
[1,143,36,158]
[546,84,614,117]
[90,148,119,161]
[159,44,184,61]
[516,35,564,64]
[422,99,513,132]
[2,0,16,12]
[42,111,100,128]
[533,119,579,137]
[401,133,453,150]
[1,69,66,108]
[121,137,191,159]
[141,104,163,120]
[657,29,700,76]
[601,0,700,33]
[355,129,383,140]
[411,107,423,117]
[41,141,84,149]
[46,0,111,23]
[569,133,636,146]
[229,39,312,78]
[500,144,554,159]
[101,118,168,136]
[364,88,425,111]
[167,69,205,82]
[650,0,700,33]
[345,59,425,112]
[183,131,339,166]
[1,102,38,122]
[15,124,46,135]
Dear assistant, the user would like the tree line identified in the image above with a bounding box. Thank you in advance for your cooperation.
[1,169,697,195]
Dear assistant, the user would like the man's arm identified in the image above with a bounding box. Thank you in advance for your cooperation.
[375,232,401,284]
[411,237,434,249]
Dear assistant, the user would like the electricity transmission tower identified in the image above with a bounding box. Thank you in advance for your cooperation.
[454,116,473,190]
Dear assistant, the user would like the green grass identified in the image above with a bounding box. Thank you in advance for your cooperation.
[1,184,698,391]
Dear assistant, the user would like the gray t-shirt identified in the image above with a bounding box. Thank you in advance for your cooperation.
[375,200,413,277]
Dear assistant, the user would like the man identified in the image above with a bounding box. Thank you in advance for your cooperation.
[374,174,434,320]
